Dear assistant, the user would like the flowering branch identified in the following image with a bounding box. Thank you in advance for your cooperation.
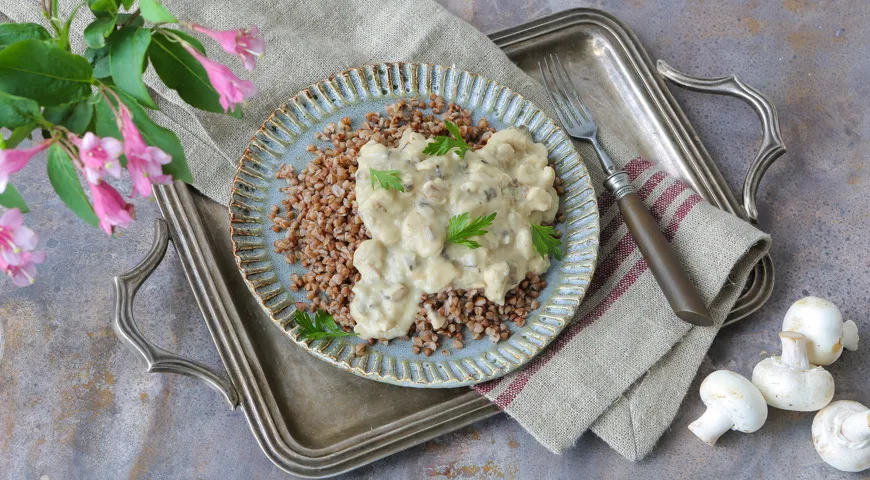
[0,0,265,286]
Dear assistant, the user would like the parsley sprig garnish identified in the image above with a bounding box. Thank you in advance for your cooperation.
[369,168,405,192]
[294,309,358,341]
[446,212,496,249]
[530,221,563,260]
[423,120,471,158]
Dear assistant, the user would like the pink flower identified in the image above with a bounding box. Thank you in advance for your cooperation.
[0,208,45,287]
[192,24,264,71]
[2,250,45,287]
[0,208,38,266]
[118,105,172,198]
[185,46,257,113]
[70,132,124,184]
[0,140,52,193]
[89,181,135,235]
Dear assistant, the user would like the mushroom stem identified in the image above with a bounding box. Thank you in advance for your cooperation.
[779,331,811,370]
[843,320,859,352]
[688,406,733,446]
[841,410,870,443]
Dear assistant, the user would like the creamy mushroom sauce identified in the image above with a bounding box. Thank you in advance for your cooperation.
[350,128,559,339]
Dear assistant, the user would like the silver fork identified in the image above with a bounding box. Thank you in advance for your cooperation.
[539,55,631,197]
[539,54,713,327]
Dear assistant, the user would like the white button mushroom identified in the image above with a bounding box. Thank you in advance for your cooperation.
[688,370,768,446]
[752,331,835,411]
[782,296,859,366]
[812,400,870,472]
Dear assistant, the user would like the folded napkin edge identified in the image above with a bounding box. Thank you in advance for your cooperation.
[589,240,771,460]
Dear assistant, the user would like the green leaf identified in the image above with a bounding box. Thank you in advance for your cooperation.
[46,143,99,227]
[0,184,29,212]
[94,89,192,182]
[369,168,404,192]
[0,91,42,129]
[148,32,242,117]
[4,124,34,149]
[121,0,136,9]
[0,39,94,106]
[116,13,144,28]
[60,3,88,51]
[163,29,205,54]
[94,55,112,79]
[0,23,51,50]
[110,27,155,108]
[446,212,496,249]
[43,101,94,134]
[84,17,117,49]
[423,120,470,158]
[85,46,112,78]
[530,221,563,260]
[294,309,358,341]
[83,106,98,133]
[139,0,177,23]
[88,0,118,18]
[93,94,120,139]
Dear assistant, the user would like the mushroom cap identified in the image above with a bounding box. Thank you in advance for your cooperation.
[843,320,860,352]
[699,370,768,432]
[751,356,834,411]
[813,400,870,472]
[782,296,845,366]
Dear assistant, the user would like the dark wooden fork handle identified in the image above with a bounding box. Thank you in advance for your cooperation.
[618,191,713,326]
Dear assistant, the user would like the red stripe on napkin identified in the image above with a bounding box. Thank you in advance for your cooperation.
[477,188,704,405]
[476,158,653,397]
[596,158,655,214]
[586,174,677,300]
[598,171,666,247]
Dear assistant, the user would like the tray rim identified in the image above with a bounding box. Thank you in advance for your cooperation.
[490,8,774,325]
[149,7,776,478]
[156,182,504,477]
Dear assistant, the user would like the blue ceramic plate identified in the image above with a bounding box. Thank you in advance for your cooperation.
[230,63,599,387]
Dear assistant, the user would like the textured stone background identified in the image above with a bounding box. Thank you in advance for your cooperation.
[1,1,869,479]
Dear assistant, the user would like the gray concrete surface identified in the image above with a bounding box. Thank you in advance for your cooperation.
[1,1,869,478]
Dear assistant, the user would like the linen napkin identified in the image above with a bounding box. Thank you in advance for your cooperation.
[1,0,770,460]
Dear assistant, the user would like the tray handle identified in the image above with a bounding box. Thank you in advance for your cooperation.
[656,60,786,224]
[113,219,240,409]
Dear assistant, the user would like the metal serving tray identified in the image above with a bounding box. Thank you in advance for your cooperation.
[113,8,783,478]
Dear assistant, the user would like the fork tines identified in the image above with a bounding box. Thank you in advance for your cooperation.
[538,54,596,135]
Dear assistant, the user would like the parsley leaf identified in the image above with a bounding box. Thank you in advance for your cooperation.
[294,309,358,341]
[530,221,563,260]
[423,120,471,158]
[446,212,497,249]
[369,168,405,192]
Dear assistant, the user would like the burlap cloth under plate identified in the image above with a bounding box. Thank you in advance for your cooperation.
[1,0,770,460]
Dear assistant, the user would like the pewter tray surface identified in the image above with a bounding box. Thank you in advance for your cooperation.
[146,8,778,477]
